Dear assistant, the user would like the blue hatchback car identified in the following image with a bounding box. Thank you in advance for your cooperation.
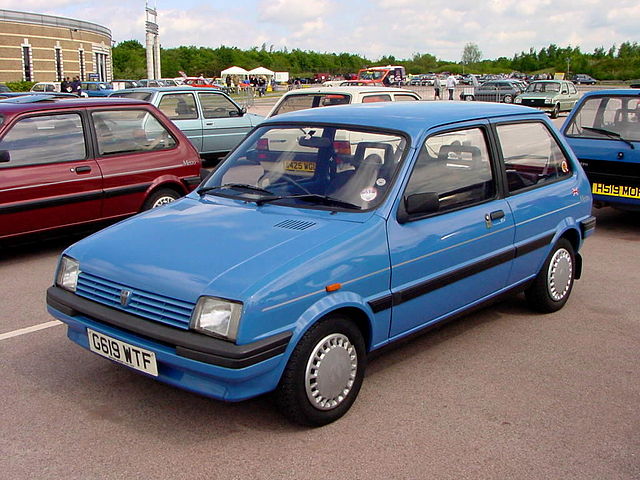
[47,102,595,426]
[562,89,640,211]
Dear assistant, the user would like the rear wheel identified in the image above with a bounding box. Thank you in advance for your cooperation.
[525,238,575,313]
[142,188,180,210]
[276,315,366,427]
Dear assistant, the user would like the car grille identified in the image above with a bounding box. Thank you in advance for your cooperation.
[520,98,547,107]
[76,271,194,330]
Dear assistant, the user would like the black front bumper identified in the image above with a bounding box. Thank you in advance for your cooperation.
[47,286,291,369]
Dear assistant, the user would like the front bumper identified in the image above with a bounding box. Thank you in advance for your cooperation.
[47,286,291,401]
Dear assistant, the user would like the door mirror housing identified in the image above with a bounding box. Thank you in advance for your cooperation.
[398,192,439,223]
[0,150,10,163]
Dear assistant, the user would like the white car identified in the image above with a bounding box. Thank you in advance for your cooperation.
[267,86,421,117]
[30,82,61,93]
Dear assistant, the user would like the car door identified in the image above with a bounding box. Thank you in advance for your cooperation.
[387,123,515,338]
[197,91,252,154]
[90,107,181,218]
[156,92,203,152]
[494,119,577,285]
[0,111,101,238]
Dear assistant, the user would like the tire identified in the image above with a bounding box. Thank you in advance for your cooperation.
[142,188,180,211]
[550,104,560,119]
[525,238,575,313]
[464,95,473,101]
[503,94,513,103]
[276,315,366,427]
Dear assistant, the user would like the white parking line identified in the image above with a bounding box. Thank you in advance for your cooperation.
[0,320,62,341]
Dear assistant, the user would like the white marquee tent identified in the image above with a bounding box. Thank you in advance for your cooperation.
[221,66,249,76]
[247,67,275,77]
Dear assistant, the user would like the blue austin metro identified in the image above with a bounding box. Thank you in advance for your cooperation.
[47,102,595,426]
[563,89,640,211]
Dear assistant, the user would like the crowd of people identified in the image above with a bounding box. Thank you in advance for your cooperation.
[60,77,82,95]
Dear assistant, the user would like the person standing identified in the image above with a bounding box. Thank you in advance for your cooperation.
[446,74,457,100]
[433,76,441,100]
[71,76,81,96]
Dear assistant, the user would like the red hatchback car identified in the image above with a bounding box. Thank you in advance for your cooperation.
[0,98,203,240]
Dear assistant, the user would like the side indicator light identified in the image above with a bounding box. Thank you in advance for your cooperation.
[325,283,342,292]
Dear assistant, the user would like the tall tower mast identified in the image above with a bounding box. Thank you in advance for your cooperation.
[145,1,160,79]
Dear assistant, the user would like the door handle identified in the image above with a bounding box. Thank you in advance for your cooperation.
[489,210,505,220]
[205,122,214,126]
[74,165,92,174]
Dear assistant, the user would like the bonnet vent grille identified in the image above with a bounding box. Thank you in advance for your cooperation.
[274,219,316,231]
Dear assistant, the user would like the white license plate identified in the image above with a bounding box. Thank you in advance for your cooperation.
[87,328,158,376]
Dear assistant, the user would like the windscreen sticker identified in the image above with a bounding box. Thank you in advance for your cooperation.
[375,178,387,187]
[561,160,569,173]
[360,187,378,202]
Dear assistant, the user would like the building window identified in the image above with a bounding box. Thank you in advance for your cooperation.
[55,47,63,82]
[94,52,107,82]
[22,45,32,81]
[78,49,85,81]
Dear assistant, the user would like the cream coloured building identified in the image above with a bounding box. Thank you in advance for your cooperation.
[0,9,112,83]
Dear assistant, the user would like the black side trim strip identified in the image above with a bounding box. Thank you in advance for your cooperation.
[514,232,555,258]
[393,248,516,306]
[47,286,291,369]
[184,175,202,187]
[0,191,103,215]
[580,216,596,237]
[368,295,393,313]
[103,183,151,199]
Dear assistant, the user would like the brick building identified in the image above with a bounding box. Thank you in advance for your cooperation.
[0,9,112,84]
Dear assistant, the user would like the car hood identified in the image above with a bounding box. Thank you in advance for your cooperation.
[518,92,557,98]
[66,197,367,303]
[245,113,264,126]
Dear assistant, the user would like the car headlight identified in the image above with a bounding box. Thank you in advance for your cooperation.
[56,255,80,292]
[191,296,242,341]
[545,98,553,104]
[514,97,522,104]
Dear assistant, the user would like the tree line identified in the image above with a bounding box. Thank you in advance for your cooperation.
[112,40,640,81]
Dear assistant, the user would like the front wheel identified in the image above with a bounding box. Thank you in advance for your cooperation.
[550,103,560,119]
[276,315,366,426]
[142,188,180,210]
[525,238,575,313]
[503,94,513,103]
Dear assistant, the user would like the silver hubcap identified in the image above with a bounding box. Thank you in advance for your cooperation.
[152,196,175,208]
[305,333,357,411]
[547,248,572,301]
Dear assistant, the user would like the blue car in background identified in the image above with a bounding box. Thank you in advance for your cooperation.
[563,89,640,211]
[47,102,595,426]
[80,81,114,97]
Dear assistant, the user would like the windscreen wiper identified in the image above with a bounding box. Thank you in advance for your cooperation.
[197,183,275,197]
[256,193,361,210]
[581,126,635,150]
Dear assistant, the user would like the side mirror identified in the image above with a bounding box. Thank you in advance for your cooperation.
[229,109,241,117]
[405,192,439,215]
[0,150,10,163]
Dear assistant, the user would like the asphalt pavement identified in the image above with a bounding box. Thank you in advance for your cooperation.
[1,94,639,479]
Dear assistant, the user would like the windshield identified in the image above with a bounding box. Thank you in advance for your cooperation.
[271,94,351,116]
[203,125,408,211]
[359,70,386,81]
[565,96,640,142]
[526,82,560,93]
[111,91,153,101]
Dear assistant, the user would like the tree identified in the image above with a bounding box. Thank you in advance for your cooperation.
[461,43,482,65]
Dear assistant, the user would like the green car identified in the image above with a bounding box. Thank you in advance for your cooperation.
[514,80,580,118]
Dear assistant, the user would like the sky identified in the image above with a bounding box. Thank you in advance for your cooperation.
[3,0,640,62]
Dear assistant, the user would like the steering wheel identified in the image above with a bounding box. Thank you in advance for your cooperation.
[280,175,312,194]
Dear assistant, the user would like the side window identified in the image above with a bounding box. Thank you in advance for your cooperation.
[496,122,572,193]
[32,84,44,92]
[198,93,239,118]
[561,84,569,94]
[362,94,392,103]
[0,113,86,167]
[394,94,419,102]
[405,127,495,214]
[92,109,176,156]
[157,93,198,120]
[569,83,577,95]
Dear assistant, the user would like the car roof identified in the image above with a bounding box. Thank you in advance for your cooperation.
[580,88,640,98]
[0,97,151,115]
[262,101,542,138]
[282,86,418,96]
[111,86,222,94]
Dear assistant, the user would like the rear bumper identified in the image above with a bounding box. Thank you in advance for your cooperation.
[47,286,291,401]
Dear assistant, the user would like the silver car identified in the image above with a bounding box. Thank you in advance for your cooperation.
[111,87,263,156]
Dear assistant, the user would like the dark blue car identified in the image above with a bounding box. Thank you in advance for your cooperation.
[563,89,640,211]
[47,102,595,426]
